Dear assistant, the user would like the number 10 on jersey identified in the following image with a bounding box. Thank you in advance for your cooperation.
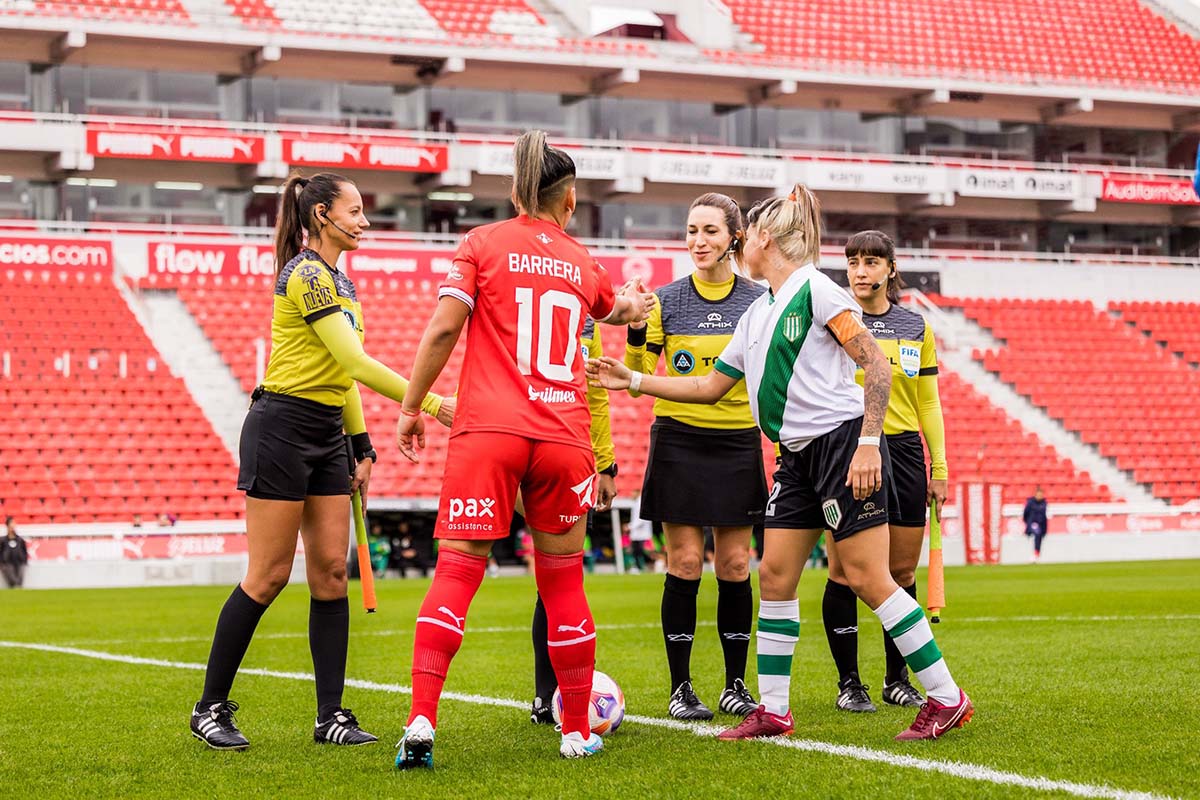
[515,287,582,382]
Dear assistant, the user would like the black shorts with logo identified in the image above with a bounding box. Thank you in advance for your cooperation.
[236,388,351,501]
[887,431,928,528]
[765,417,891,541]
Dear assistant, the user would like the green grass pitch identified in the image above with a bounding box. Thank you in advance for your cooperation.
[1,560,1196,799]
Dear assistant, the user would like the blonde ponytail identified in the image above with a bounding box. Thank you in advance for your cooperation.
[746,182,823,265]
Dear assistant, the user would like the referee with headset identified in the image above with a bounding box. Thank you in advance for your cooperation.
[822,230,948,713]
[189,172,453,750]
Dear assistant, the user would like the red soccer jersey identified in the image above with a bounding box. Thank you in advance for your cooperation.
[438,215,617,449]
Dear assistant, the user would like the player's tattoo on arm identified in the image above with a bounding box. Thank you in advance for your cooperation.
[843,330,891,437]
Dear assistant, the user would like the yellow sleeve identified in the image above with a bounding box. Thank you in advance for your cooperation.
[623,301,663,398]
[343,382,366,435]
[310,314,442,417]
[917,321,947,480]
[586,325,615,472]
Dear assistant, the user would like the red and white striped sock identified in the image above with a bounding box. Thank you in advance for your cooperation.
[534,550,595,738]
[408,548,487,727]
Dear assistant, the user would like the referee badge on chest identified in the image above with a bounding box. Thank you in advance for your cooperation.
[898,343,920,378]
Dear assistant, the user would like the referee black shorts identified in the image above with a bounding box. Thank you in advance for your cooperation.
[765,416,891,541]
[639,417,767,528]
[886,431,928,528]
[236,388,351,501]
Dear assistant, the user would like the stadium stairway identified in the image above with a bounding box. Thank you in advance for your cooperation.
[936,309,1159,505]
[131,288,248,457]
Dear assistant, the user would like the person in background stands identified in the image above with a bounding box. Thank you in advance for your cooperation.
[1,517,29,589]
[1024,487,1048,563]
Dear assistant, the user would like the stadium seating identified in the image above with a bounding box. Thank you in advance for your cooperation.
[0,271,239,523]
[166,271,1118,507]
[939,296,1200,505]
[1110,301,1200,366]
[717,0,1200,92]
[27,0,191,24]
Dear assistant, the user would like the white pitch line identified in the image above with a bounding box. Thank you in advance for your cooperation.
[48,613,1200,648]
[0,639,1176,800]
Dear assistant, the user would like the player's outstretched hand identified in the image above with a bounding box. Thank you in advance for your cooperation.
[586,356,633,390]
[396,412,426,463]
[845,443,882,500]
[619,279,657,325]
[435,395,456,428]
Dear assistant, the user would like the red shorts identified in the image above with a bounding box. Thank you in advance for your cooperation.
[434,432,597,540]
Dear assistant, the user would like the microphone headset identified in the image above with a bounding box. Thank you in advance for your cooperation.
[320,210,357,240]
[870,265,897,291]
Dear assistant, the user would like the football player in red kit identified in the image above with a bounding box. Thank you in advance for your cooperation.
[393,130,655,767]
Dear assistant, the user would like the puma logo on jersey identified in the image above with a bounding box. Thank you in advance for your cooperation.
[536,232,553,244]
[570,474,597,507]
[557,619,589,635]
[438,607,465,628]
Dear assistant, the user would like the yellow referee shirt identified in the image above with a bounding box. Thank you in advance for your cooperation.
[855,304,948,480]
[625,273,764,429]
[262,250,364,407]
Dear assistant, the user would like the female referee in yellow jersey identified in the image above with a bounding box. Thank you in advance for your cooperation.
[822,230,948,713]
[626,192,766,721]
[190,172,453,750]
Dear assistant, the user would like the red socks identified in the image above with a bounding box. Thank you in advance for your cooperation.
[534,550,595,738]
[408,548,487,727]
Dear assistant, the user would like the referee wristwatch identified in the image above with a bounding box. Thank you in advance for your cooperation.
[599,463,618,478]
[360,449,378,463]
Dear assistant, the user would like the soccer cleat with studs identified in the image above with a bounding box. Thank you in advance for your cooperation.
[718,678,759,718]
[668,680,714,721]
[559,730,604,759]
[530,697,556,725]
[882,675,925,708]
[314,707,378,746]
[717,705,795,740]
[895,690,974,741]
[835,673,877,713]
[190,700,250,751]
[395,715,435,770]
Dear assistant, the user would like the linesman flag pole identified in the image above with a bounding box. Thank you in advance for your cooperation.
[352,489,377,613]
[927,500,945,624]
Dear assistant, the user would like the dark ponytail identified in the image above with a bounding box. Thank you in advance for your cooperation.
[274,171,351,276]
[845,229,904,305]
[512,130,575,218]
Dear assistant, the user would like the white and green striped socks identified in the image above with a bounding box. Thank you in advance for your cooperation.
[756,599,800,715]
[873,588,959,705]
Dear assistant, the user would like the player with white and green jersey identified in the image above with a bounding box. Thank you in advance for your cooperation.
[587,184,974,742]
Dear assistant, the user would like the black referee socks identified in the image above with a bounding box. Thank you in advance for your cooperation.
[661,573,701,693]
[823,578,861,683]
[310,595,350,720]
[531,593,558,705]
[716,576,753,690]
[199,584,269,707]
[883,581,918,683]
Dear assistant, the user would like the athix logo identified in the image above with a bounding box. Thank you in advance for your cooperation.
[667,633,694,642]
[536,232,553,244]
[447,497,496,521]
[528,385,577,404]
[698,311,733,329]
[557,619,589,635]
[438,606,465,628]
[570,473,596,507]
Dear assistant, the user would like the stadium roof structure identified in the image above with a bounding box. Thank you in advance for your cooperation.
[0,1,1199,134]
